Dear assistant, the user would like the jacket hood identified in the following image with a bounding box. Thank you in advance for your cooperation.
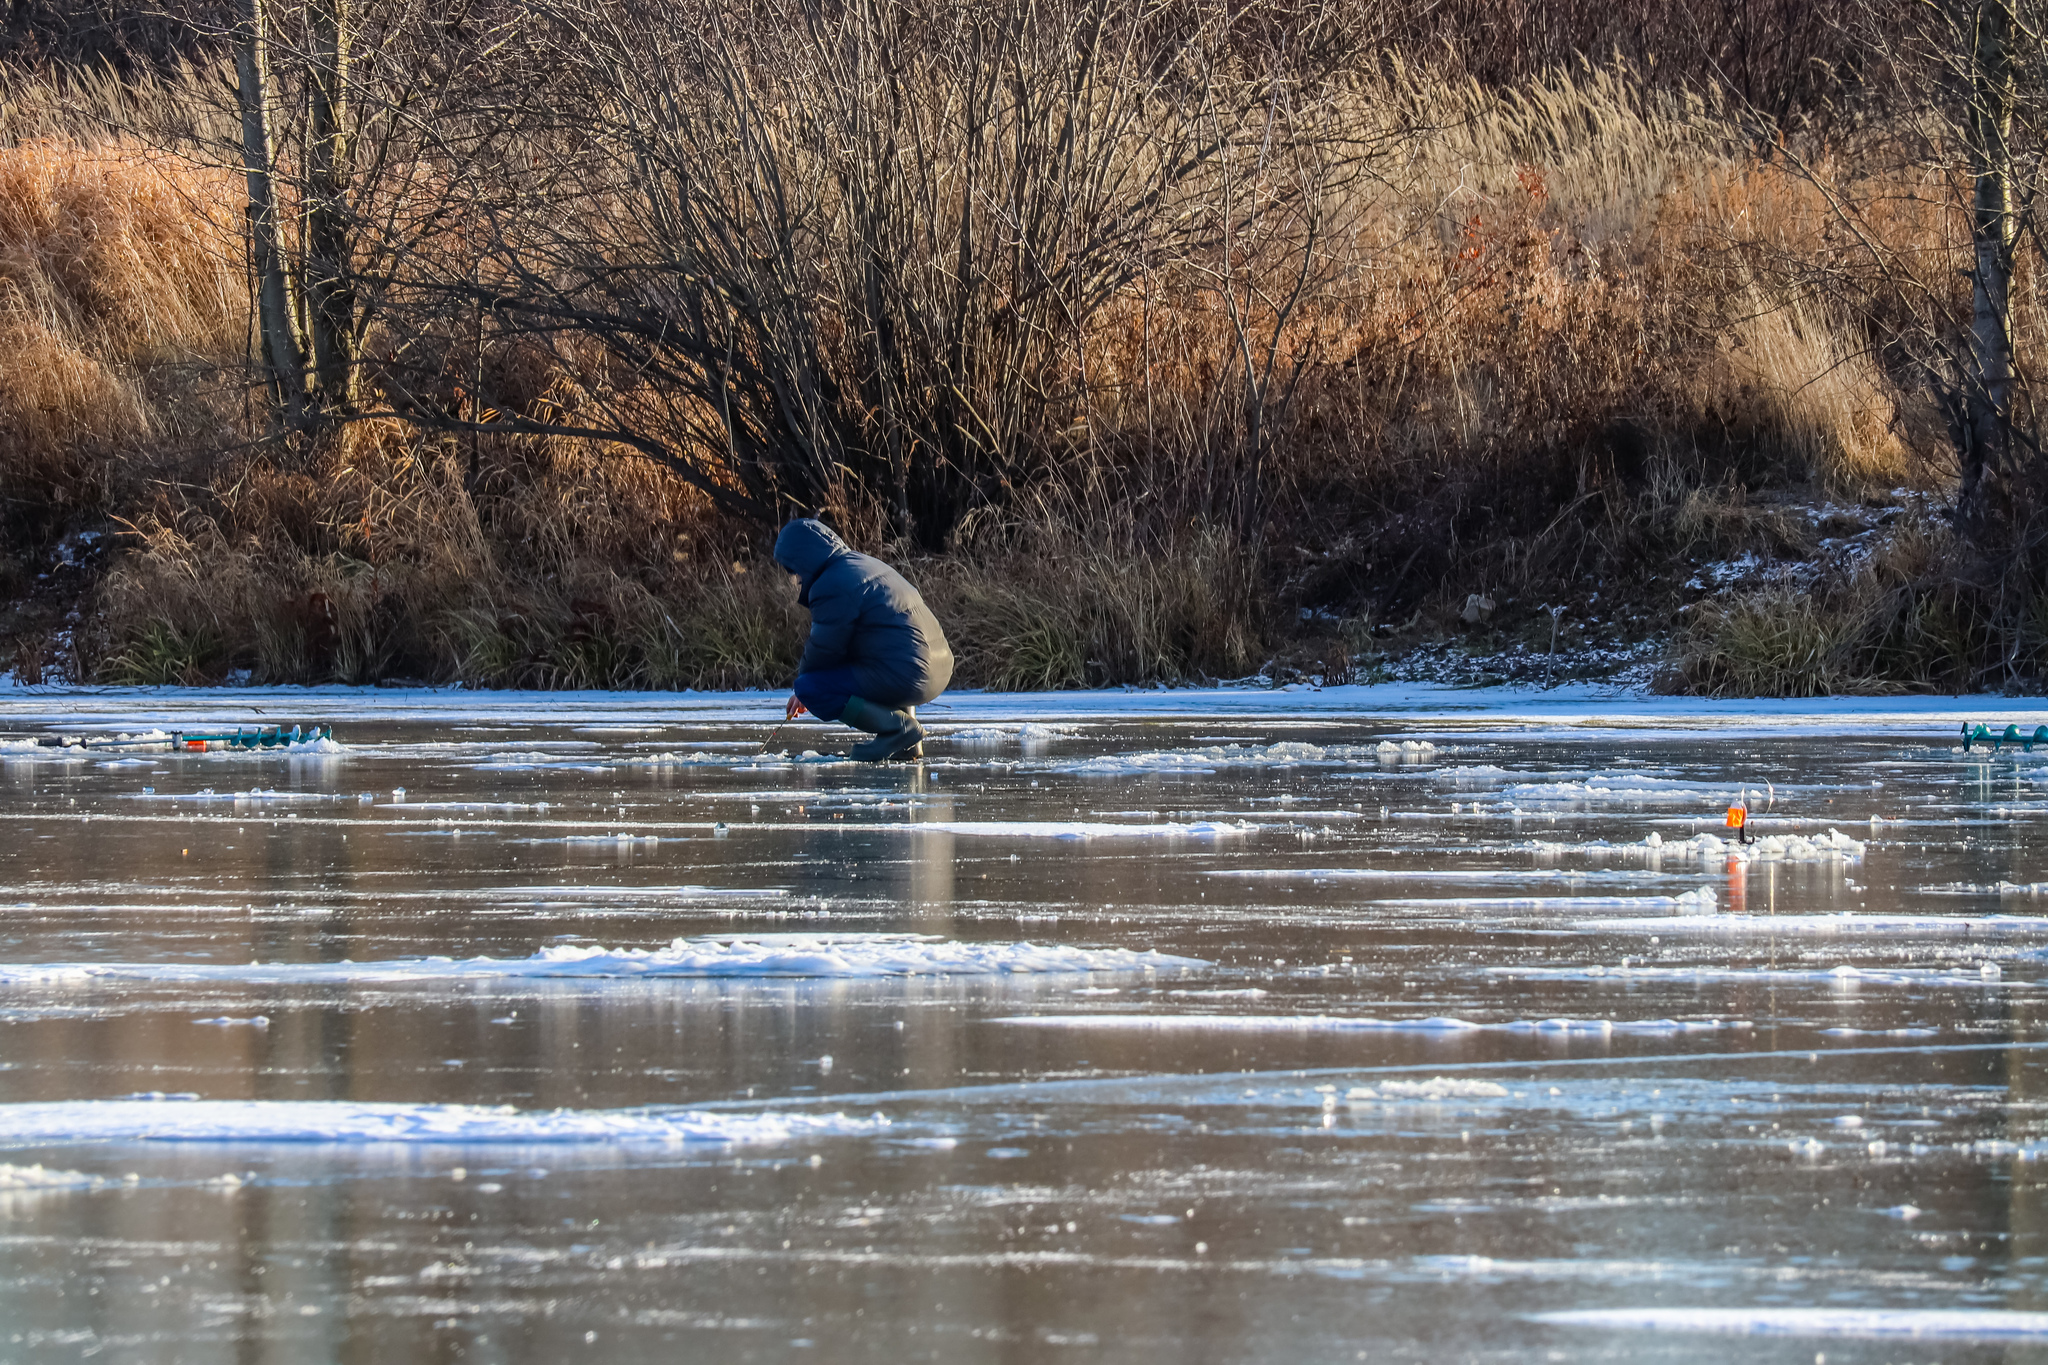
[773,518,849,583]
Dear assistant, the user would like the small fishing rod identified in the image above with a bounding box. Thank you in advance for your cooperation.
[761,696,807,753]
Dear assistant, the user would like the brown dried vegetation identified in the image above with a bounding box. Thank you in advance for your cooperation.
[0,7,2010,692]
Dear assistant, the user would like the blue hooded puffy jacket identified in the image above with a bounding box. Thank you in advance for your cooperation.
[772,519,954,706]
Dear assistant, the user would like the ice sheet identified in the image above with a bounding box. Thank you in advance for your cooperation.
[0,1099,885,1147]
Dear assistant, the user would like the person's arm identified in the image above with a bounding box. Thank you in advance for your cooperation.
[798,571,860,674]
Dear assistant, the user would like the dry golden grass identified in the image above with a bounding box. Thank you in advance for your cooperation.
[0,59,1983,689]
[0,136,243,544]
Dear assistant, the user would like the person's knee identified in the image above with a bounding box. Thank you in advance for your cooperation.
[793,671,854,722]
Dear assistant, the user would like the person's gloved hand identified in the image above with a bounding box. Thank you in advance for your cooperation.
[784,695,807,721]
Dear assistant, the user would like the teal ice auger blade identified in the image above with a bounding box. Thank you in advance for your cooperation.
[1960,722,2048,753]
[163,724,333,751]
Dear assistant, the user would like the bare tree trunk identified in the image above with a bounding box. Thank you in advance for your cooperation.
[306,0,356,411]
[1962,0,2016,530]
[233,0,306,422]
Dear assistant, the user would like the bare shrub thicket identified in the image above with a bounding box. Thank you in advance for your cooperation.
[348,0,1393,553]
[6,0,2038,692]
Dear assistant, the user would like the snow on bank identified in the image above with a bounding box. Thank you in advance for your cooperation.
[0,934,1209,985]
[0,1099,883,1147]
[995,1014,1737,1035]
[1534,1308,2048,1340]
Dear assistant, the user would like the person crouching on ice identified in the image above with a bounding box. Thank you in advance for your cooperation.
[773,517,954,762]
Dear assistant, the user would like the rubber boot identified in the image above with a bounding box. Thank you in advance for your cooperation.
[840,696,925,762]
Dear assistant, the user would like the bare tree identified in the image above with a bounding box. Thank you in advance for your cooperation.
[305,0,353,408]
[357,0,1377,546]
[232,0,306,420]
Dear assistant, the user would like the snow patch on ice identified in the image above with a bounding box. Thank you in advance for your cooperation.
[0,934,1208,984]
[0,1099,884,1147]
[631,750,856,768]
[1534,1308,2048,1339]
[0,1162,104,1188]
[1376,1078,1511,1100]
[1528,829,1866,862]
[1495,962,2011,986]
[1210,867,1687,884]
[1499,773,1726,804]
[1583,912,2048,935]
[1368,889,1716,911]
[897,820,1250,840]
[995,1014,1733,1035]
[1055,741,1394,777]
[942,724,1071,743]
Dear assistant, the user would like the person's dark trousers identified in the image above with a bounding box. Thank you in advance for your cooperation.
[791,668,865,724]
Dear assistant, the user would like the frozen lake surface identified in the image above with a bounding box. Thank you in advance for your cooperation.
[4,682,2048,1362]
